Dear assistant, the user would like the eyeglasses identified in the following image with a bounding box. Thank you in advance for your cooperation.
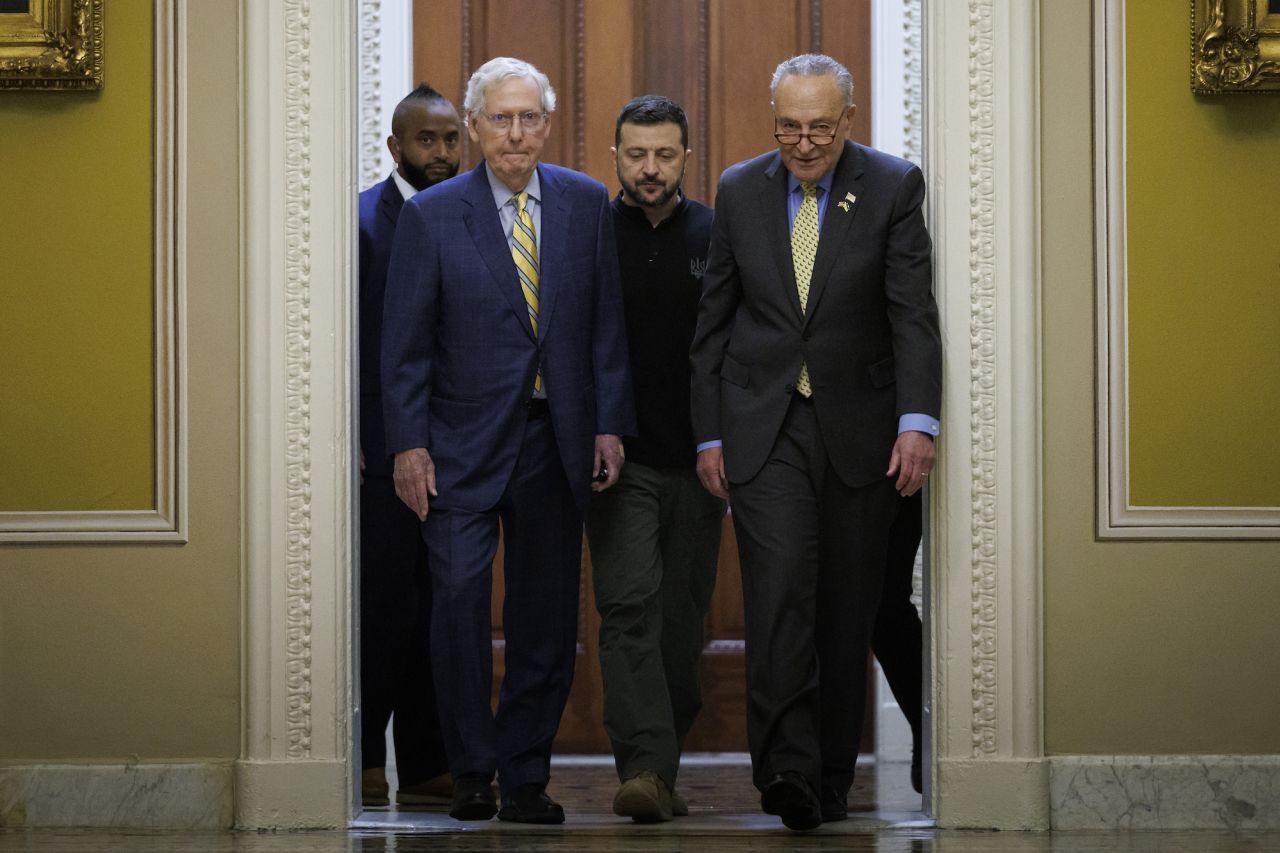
[481,110,548,132]
[774,124,838,146]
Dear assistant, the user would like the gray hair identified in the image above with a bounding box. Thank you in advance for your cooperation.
[463,57,557,124]
[770,53,854,109]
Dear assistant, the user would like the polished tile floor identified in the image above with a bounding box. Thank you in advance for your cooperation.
[3,757,1280,851]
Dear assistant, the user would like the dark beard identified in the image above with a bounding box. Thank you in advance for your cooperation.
[401,160,458,192]
[620,176,680,209]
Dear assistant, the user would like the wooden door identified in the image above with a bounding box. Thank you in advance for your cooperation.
[413,0,875,755]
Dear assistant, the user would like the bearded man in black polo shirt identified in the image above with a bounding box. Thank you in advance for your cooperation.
[586,95,726,823]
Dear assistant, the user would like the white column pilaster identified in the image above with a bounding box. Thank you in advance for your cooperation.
[237,0,358,830]
[925,0,1047,829]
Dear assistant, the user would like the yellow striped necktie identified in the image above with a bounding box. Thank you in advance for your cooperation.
[791,181,819,397]
[510,191,542,394]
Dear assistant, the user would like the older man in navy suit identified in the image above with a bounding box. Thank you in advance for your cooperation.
[382,57,635,825]
[357,83,460,809]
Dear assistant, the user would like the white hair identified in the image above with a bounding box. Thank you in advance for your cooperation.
[770,53,854,109]
[463,56,557,124]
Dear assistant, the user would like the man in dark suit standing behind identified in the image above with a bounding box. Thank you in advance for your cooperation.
[356,83,460,809]
[381,57,635,825]
[689,53,941,831]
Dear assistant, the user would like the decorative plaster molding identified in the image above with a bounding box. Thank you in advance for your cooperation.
[1095,0,1280,539]
[0,0,186,544]
[967,0,999,760]
[902,0,922,166]
[240,0,355,827]
[359,0,384,192]
[926,0,1045,827]
[282,0,314,761]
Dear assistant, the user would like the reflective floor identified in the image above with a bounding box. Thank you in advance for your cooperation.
[3,758,1279,851]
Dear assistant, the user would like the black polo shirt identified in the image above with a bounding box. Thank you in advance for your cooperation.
[611,192,713,468]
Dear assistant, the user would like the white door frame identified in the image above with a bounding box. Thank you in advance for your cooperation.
[234,0,1048,829]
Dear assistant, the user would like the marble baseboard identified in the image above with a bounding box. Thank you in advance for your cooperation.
[0,762,232,829]
[1050,755,1280,830]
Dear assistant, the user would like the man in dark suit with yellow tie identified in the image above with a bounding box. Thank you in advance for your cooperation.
[690,53,941,831]
[381,56,635,825]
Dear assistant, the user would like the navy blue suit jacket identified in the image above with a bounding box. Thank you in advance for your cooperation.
[358,174,406,478]
[381,161,636,512]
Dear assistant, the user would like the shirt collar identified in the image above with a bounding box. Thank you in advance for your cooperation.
[391,169,418,201]
[485,163,541,209]
[786,167,835,198]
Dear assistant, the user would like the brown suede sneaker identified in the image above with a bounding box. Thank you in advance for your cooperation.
[612,771,673,823]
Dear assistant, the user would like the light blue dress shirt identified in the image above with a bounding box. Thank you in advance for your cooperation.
[486,164,542,254]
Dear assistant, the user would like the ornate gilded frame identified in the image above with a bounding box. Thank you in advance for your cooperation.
[1192,0,1280,93]
[0,0,103,90]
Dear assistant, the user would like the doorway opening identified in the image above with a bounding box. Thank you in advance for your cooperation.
[351,0,930,832]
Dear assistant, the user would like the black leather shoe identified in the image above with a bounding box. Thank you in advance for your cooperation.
[820,784,848,822]
[497,783,566,824]
[449,773,497,821]
[760,772,821,831]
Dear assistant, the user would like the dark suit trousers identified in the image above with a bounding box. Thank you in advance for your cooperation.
[359,474,448,785]
[423,410,582,795]
[728,394,900,798]
[872,489,924,744]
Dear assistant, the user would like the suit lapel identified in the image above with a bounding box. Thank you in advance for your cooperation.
[532,164,567,342]
[761,155,804,322]
[804,141,865,328]
[460,163,536,343]
[378,175,404,228]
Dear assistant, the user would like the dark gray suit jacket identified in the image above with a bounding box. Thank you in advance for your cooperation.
[690,140,941,487]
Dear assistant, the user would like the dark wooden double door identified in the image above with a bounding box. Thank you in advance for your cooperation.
[412,0,876,754]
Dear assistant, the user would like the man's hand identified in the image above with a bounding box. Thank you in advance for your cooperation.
[886,431,935,497]
[592,434,625,492]
[393,447,437,521]
[696,446,729,499]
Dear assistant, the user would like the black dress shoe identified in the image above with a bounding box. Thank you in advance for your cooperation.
[449,773,497,821]
[760,771,822,831]
[820,784,848,822]
[497,783,566,824]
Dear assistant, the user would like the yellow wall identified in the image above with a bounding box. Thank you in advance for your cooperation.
[0,2,155,512]
[1125,2,1280,508]
[1042,1,1280,755]
[0,2,241,762]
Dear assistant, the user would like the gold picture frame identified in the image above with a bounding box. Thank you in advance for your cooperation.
[0,0,102,90]
[1192,0,1280,93]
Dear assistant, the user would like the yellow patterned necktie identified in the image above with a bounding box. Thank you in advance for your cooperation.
[791,181,819,397]
[510,191,542,394]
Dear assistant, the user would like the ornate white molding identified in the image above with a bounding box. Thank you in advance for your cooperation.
[1094,0,1280,540]
[871,0,922,166]
[358,0,412,190]
[926,0,1047,828]
[0,0,186,544]
[238,0,355,829]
